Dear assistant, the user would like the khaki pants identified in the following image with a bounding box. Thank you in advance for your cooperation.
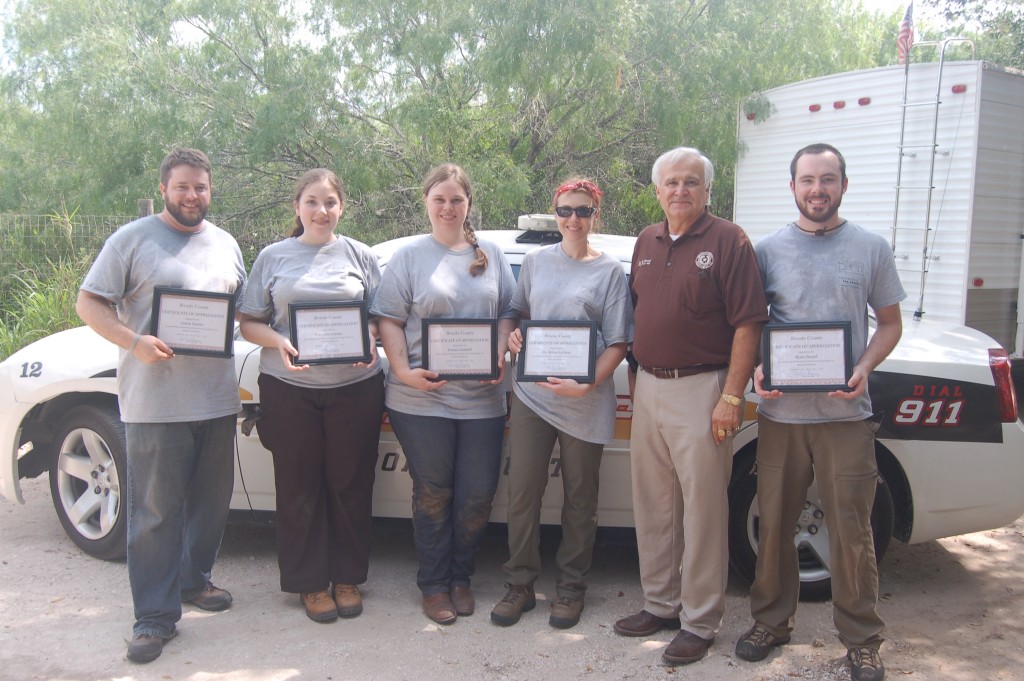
[749,416,885,650]
[629,369,733,639]
[503,393,604,599]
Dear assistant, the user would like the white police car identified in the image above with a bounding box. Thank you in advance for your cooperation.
[1,219,1022,600]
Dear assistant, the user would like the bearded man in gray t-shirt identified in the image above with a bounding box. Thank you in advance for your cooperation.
[77,148,246,664]
[735,144,905,681]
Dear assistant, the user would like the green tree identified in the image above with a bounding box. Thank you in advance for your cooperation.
[2,0,896,234]
[925,0,1024,69]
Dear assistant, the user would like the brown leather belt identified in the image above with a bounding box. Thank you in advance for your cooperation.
[640,366,687,379]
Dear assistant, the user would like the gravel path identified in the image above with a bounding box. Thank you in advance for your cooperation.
[2,475,1023,680]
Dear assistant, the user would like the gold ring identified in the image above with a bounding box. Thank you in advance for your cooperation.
[717,429,726,437]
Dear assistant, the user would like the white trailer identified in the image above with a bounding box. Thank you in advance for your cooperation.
[733,57,1024,356]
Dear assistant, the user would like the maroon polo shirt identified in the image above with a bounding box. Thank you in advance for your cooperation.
[629,210,768,373]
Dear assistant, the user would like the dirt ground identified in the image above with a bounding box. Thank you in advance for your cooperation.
[2,475,1023,681]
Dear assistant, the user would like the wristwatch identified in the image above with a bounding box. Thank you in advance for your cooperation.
[720,392,742,406]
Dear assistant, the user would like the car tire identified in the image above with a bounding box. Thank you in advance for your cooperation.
[48,404,128,560]
[728,454,894,601]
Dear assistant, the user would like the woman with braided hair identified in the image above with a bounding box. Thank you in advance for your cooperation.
[489,178,633,629]
[372,163,517,625]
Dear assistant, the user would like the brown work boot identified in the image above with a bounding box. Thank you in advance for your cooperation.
[182,582,233,612]
[735,624,791,661]
[422,592,458,625]
[333,584,363,618]
[613,610,682,637]
[450,585,475,616]
[848,647,885,681]
[301,590,338,623]
[549,596,584,629]
[489,584,536,626]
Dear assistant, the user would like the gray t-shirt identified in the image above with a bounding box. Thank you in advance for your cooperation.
[511,244,633,444]
[238,235,383,388]
[755,221,906,423]
[80,215,247,423]
[370,235,517,419]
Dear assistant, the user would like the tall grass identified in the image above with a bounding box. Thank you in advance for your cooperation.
[0,258,89,361]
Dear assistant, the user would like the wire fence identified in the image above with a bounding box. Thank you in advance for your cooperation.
[0,213,291,278]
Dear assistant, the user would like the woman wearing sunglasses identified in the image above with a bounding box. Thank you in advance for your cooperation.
[372,163,517,625]
[490,179,633,629]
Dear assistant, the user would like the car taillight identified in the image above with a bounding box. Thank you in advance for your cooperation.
[989,349,1018,423]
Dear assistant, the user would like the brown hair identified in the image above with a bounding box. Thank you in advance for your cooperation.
[790,143,847,182]
[291,168,346,238]
[159,148,212,186]
[422,163,488,277]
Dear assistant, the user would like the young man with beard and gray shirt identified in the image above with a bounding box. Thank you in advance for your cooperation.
[735,143,905,681]
[77,148,246,663]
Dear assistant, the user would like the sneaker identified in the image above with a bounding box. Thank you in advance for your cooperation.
[183,583,232,612]
[549,596,584,629]
[126,629,177,663]
[333,584,363,618]
[735,624,792,661]
[489,584,536,626]
[301,590,339,623]
[848,647,885,681]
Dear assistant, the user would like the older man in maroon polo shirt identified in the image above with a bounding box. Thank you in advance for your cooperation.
[613,147,767,665]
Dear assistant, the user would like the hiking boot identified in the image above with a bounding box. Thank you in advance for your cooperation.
[549,596,584,629]
[333,584,363,618]
[126,629,177,663]
[662,630,713,665]
[735,624,792,661]
[183,582,233,612]
[489,584,536,626]
[848,647,885,681]
[450,585,475,616]
[301,590,339,622]
[613,610,681,637]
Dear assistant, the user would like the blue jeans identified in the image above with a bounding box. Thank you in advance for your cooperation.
[125,415,236,637]
[388,410,505,596]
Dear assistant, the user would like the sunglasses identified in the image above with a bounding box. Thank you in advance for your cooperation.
[554,205,597,218]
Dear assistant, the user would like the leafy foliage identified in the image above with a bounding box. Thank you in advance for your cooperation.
[925,0,1024,69]
[3,0,1003,236]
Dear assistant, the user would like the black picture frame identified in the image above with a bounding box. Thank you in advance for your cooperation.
[516,320,598,383]
[762,321,854,392]
[150,286,235,358]
[421,318,499,381]
[288,300,371,365]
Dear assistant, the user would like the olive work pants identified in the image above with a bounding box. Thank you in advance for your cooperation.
[502,393,604,599]
[749,416,885,650]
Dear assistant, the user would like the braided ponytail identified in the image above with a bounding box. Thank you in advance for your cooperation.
[422,163,489,277]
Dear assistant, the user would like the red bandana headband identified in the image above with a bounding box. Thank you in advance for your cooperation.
[553,179,604,206]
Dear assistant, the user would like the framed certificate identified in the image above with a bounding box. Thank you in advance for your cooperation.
[516,320,597,383]
[288,300,370,365]
[421,318,498,381]
[150,286,235,358]
[762,321,853,392]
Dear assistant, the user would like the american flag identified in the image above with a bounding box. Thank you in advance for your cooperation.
[897,2,914,66]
